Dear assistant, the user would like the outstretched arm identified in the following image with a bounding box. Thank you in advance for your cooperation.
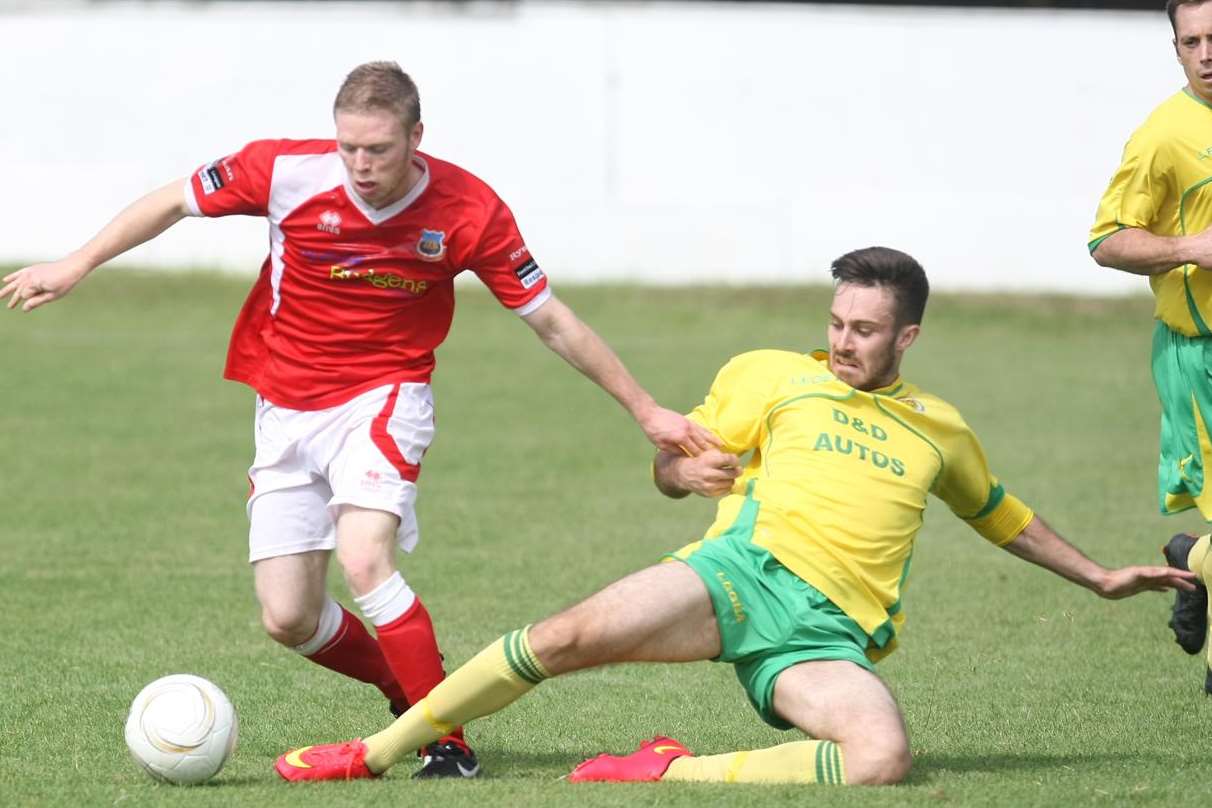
[522,295,720,455]
[2,179,189,311]
[1002,515,1197,598]
[1091,225,1212,277]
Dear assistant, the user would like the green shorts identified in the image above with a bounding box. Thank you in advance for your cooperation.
[668,532,875,731]
[1152,321,1212,519]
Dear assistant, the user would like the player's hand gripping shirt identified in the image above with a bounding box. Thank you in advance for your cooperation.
[684,350,1034,661]
[1090,89,1212,336]
[185,140,550,410]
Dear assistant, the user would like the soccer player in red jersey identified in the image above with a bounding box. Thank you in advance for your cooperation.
[2,62,717,778]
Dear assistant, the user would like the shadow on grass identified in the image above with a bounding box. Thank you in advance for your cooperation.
[235,751,586,783]
[456,749,583,779]
[210,776,267,787]
[907,751,1153,783]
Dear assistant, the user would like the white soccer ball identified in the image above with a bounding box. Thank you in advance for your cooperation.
[124,674,238,785]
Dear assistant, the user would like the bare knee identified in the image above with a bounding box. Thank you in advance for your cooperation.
[334,507,399,596]
[260,600,320,647]
[841,739,911,785]
[529,611,602,674]
[252,552,330,647]
[337,555,391,596]
[334,541,393,595]
[334,552,395,598]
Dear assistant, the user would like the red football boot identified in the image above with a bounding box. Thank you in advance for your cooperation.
[275,740,377,782]
[567,736,692,782]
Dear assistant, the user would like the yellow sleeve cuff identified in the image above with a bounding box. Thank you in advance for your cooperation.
[965,492,1034,546]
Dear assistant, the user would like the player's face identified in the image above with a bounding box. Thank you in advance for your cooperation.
[335,109,424,209]
[1175,1,1212,104]
[827,283,920,391]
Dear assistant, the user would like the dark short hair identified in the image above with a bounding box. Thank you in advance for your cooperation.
[829,246,930,326]
[333,61,421,128]
[1168,0,1209,33]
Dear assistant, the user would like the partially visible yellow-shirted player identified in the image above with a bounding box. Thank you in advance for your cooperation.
[1090,0,1212,694]
[1089,88,1212,339]
[274,247,1193,788]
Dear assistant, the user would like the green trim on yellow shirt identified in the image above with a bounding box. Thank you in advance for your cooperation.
[884,550,913,619]
[1179,175,1212,336]
[1184,271,1212,337]
[763,391,855,477]
[1183,86,1212,111]
[966,483,1006,521]
[1088,224,1124,254]
[873,398,944,492]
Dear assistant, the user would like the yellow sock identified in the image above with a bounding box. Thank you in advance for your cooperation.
[362,626,550,772]
[1192,536,1212,675]
[1187,534,1211,583]
[663,740,845,785]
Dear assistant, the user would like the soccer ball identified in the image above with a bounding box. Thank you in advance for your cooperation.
[124,674,238,785]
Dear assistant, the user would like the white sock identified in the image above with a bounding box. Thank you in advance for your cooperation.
[353,571,417,627]
[291,596,344,656]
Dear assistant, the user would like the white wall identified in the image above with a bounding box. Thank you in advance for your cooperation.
[0,1,1182,292]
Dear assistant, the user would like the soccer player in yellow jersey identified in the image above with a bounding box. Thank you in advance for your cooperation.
[1090,0,1212,694]
[275,247,1194,786]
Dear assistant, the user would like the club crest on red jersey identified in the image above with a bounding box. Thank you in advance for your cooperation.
[416,229,447,262]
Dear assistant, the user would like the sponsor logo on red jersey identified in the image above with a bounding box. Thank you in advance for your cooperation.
[329,266,429,294]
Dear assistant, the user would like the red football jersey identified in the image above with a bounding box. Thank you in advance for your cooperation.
[184,140,549,410]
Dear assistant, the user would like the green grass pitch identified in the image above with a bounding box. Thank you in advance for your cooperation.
[1,269,1209,807]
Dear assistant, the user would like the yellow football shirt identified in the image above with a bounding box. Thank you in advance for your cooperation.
[1089,88,1212,336]
[683,350,1033,661]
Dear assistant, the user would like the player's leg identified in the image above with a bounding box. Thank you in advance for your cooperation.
[249,388,411,709]
[358,560,719,768]
[274,560,720,780]
[332,504,454,726]
[529,558,721,670]
[325,382,475,775]
[325,382,445,713]
[571,533,906,786]
[1174,532,1212,692]
[253,548,329,647]
[250,488,407,710]
[661,660,909,785]
[1153,323,1212,674]
[1163,533,1210,659]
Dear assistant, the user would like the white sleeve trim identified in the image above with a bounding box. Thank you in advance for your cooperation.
[183,178,202,217]
[512,286,552,316]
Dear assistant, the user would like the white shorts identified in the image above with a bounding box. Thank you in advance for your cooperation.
[246,383,435,563]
